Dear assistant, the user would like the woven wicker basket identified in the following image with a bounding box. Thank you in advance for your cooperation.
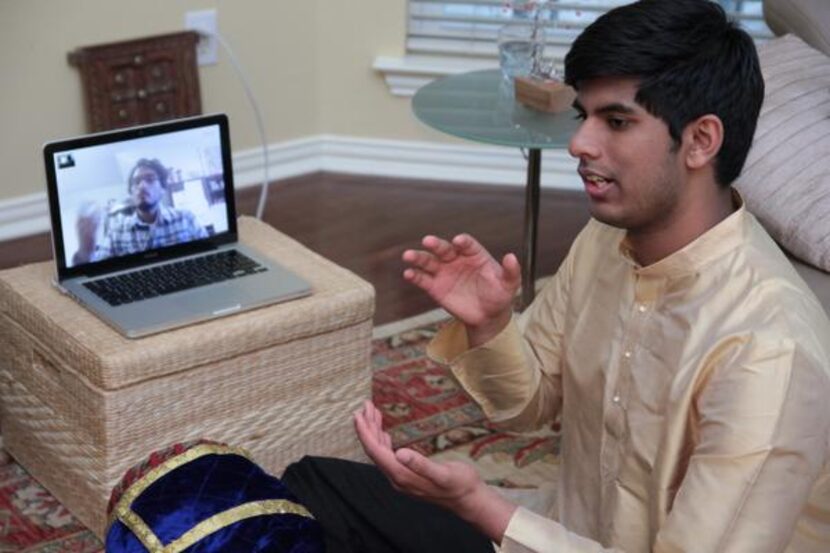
[0,217,375,538]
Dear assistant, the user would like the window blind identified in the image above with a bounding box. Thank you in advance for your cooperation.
[408,0,772,70]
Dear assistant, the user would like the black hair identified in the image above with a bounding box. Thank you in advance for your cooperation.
[564,0,764,186]
[127,158,168,193]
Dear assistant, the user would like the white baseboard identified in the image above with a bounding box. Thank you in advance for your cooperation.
[317,135,579,187]
[0,135,579,242]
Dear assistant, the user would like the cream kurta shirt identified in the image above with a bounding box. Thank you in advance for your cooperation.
[429,203,830,552]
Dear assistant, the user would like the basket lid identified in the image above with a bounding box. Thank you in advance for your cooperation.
[0,217,375,390]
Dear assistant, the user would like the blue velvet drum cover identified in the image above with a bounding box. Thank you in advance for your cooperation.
[105,441,325,552]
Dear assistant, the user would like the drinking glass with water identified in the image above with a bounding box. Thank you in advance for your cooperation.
[498,23,545,83]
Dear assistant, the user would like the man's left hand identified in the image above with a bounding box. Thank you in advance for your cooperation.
[353,400,516,542]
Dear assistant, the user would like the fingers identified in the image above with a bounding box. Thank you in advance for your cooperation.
[402,233,489,269]
[402,249,441,275]
[402,268,435,290]
[354,400,442,488]
[353,402,437,494]
[404,233,489,265]
[401,238,449,290]
[501,253,522,288]
[421,235,461,263]
[354,402,393,468]
[451,233,487,259]
[365,400,384,435]
[78,201,102,218]
[401,241,449,290]
[354,400,387,451]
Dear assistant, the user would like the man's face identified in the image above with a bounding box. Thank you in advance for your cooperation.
[569,77,687,235]
[130,166,164,212]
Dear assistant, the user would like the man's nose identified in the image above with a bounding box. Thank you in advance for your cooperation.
[568,121,600,160]
[134,177,155,189]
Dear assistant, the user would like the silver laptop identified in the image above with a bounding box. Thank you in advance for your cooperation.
[43,114,311,338]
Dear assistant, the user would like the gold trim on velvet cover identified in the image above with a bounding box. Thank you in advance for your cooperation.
[108,443,314,552]
[119,508,165,551]
[121,499,314,553]
[109,443,254,529]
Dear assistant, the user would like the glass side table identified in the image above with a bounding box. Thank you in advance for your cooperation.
[412,69,580,308]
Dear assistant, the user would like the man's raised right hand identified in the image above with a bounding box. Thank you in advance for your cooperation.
[73,201,103,264]
[402,234,521,346]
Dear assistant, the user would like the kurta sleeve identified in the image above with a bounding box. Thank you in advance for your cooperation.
[499,507,621,552]
[427,225,582,429]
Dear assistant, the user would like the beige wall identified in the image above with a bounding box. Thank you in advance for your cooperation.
[316,1,432,139]
[0,0,439,203]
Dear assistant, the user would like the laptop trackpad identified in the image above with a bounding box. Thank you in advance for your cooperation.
[172,279,256,316]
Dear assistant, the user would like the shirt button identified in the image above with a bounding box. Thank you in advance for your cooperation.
[623,350,632,359]
[637,304,647,313]
[612,394,621,404]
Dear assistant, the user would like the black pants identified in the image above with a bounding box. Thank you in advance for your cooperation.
[282,456,493,553]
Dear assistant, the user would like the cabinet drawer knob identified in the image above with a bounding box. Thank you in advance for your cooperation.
[137,89,147,99]
[133,54,144,65]
[155,102,166,113]
[118,109,128,119]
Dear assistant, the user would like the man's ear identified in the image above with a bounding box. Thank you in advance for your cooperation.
[683,114,724,170]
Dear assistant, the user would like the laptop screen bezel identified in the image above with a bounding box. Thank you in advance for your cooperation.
[44,114,238,281]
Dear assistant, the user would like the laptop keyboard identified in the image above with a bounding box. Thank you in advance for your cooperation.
[83,250,267,306]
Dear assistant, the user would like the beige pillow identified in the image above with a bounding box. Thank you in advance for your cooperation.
[763,0,830,56]
[735,34,830,272]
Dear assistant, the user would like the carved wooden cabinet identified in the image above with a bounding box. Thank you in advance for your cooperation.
[68,31,202,132]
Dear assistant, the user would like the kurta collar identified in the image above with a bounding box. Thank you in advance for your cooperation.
[618,190,748,279]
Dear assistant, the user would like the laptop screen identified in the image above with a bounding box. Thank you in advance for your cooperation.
[44,114,237,279]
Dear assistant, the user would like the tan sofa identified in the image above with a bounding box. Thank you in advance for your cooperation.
[735,0,830,313]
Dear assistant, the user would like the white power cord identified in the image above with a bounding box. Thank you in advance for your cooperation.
[198,29,272,220]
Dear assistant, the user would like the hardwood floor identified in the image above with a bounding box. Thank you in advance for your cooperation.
[0,173,591,325]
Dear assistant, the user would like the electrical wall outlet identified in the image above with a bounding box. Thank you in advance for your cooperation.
[185,9,218,66]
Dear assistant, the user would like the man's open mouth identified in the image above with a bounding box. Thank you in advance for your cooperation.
[583,173,614,196]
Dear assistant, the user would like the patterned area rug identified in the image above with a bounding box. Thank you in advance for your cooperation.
[0,462,100,552]
[372,316,559,489]
[0,313,558,551]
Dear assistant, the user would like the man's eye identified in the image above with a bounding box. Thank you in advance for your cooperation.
[573,112,586,122]
[608,117,629,130]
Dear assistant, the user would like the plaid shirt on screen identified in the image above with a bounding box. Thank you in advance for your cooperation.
[92,205,207,261]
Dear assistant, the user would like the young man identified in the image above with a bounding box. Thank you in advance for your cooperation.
[348,0,830,551]
[73,158,206,264]
[285,0,830,553]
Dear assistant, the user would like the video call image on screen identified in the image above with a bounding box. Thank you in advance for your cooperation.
[54,125,229,268]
